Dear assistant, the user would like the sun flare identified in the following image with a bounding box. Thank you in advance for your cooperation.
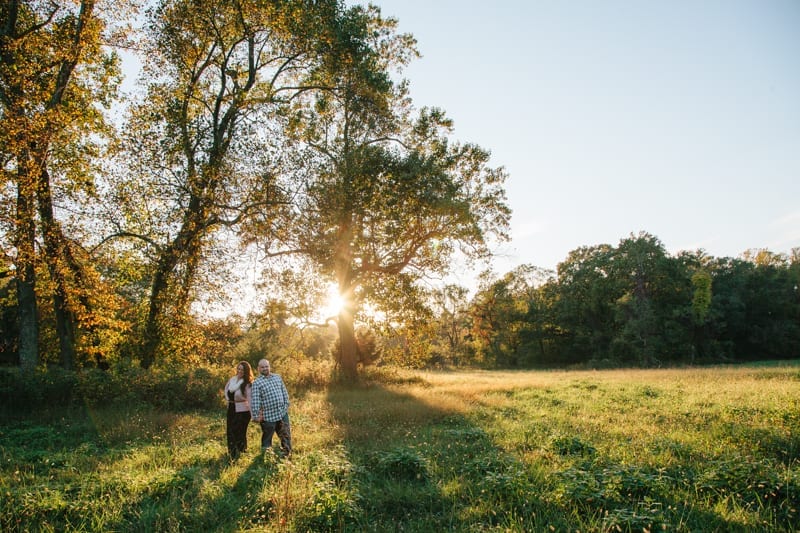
[321,285,345,319]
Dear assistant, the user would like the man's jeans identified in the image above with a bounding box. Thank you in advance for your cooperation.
[260,413,292,456]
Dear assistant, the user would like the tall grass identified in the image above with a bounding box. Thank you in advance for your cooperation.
[2,363,799,531]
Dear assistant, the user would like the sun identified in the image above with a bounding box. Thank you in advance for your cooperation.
[320,284,345,319]
[317,285,386,322]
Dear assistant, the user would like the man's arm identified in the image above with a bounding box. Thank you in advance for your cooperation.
[250,381,262,421]
[281,379,289,409]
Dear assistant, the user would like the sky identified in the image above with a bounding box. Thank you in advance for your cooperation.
[358,0,800,279]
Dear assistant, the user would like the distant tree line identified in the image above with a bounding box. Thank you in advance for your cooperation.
[417,232,799,369]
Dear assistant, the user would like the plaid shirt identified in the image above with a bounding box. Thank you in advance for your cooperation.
[250,373,289,422]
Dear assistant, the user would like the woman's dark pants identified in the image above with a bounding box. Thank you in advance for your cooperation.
[226,402,251,459]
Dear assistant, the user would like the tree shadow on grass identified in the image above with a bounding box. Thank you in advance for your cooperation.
[323,379,747,532]
[323,380,557,532]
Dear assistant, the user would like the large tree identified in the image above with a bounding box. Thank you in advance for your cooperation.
[0,0,126,369]
[107,0,347,367]
[261,5,511,381]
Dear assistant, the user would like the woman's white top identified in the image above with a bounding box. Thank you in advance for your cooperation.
[224,377,252,413]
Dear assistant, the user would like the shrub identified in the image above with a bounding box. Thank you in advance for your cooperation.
[0,367,78,415]
[0,361,228,414]
[295,480,362,532]
[183,367,223,408]
[76,367,116,404]
[127,364,226,409]
[550,434,596,456]
[371,448,429,482]
[278,357,335,391]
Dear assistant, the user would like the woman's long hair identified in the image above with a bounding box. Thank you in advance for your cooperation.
[238,361,253,395]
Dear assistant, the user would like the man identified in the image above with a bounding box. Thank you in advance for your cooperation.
[250,358,292,457]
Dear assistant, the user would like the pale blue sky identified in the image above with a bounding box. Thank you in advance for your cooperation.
[365,0,800,276]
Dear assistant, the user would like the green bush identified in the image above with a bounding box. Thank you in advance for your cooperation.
[75,367,116,404]
[371,448,428,482]
[112,363,226,409]
[0,367,78,414]
[295,480,362,532]
[0,361,228,414]
[183,366,224,408]
[550,434,596,456]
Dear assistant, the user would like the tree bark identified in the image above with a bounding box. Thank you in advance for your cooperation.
[142,250,177,368]
[15,167,38,370]
[334,215,359,382]
[37,166,77,369]
[142,205,206,368]
[337,304,358,382]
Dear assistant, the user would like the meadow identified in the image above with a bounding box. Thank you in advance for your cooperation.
[1,363,799,532]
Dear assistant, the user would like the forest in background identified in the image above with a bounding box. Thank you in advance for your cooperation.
[1,1,798,390]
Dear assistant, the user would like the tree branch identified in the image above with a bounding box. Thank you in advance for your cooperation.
[89,232,162,255]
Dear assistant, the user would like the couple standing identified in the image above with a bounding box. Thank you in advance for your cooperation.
[224,359,292,460]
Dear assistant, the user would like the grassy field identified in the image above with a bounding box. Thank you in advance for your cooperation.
[2,363,799,532]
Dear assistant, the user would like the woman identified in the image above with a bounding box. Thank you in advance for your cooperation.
[224,361,253,460]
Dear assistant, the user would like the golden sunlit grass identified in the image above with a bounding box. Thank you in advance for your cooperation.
[2,362,799,531]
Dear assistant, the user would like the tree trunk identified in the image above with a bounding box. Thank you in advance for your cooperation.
[16,273,38,370]
[337,305,358,382]
[52,293,76,369]
[142,209,205,368]
[332,206,359,381]
[142,254,174,369]
[15,162,39,370]
[37,166,77,369]
[173,238,201,320]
